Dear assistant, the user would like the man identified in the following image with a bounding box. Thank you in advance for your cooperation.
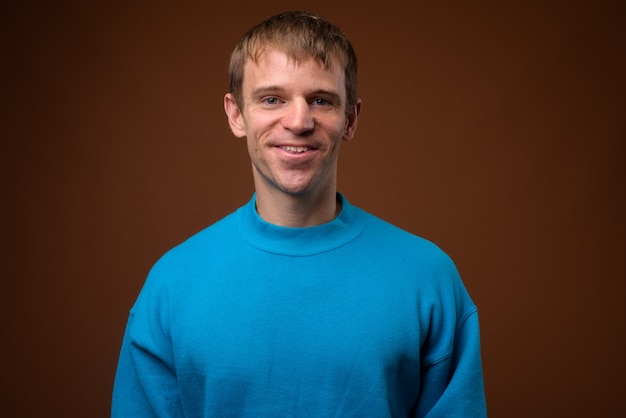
[112,10,487,417]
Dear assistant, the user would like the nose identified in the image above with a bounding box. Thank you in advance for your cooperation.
[282,99,314,134]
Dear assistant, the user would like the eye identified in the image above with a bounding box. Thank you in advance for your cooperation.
[312,98,330,106]
[263,97,280,105]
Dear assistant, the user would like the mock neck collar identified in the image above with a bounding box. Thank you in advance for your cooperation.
[236,193,365,256]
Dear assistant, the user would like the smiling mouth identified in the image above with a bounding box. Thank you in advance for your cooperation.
[279,145,312,153]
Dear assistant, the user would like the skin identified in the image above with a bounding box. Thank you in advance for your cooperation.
[224,48,362,227]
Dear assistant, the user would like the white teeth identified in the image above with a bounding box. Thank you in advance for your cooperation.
[281,146,309,153]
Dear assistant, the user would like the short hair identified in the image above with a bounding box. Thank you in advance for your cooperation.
[228,10,358,115]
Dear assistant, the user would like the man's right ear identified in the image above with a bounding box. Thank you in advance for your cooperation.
[224,93,246,138]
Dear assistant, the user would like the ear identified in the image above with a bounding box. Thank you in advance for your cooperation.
[342,99,362,141]
[224,93,246,138]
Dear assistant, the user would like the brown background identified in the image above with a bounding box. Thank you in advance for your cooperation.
[3,0,625,416]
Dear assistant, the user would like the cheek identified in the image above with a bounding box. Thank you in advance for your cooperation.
[245,115,276,139]
[328,120,350,143]
[246,137,259,154]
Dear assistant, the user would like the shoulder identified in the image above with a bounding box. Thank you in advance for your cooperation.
[350,204,478,317]
[129,205,245,311]
[140,204,244,289]
[165,210,237,260]
[356,205,453,263]
[350,204,468,291]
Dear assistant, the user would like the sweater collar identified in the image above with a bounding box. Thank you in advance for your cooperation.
[236,193,365,256]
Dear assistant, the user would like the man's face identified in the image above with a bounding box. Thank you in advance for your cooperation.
[225,48,360,199]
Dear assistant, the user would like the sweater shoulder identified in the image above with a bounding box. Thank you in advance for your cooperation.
[169,208,238,253]
[145,209,239,279]
[358,208,453,261]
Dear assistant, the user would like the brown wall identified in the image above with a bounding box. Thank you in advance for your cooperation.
[3,1,625,416]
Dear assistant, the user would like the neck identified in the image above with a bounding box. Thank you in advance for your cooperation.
[254,188,340,227]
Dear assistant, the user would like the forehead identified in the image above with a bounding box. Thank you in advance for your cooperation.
[242,48,345,94]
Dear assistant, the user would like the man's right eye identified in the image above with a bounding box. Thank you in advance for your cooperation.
[263,97,279,105]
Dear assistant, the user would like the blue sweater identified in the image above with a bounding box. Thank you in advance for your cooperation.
[112,194,487,417]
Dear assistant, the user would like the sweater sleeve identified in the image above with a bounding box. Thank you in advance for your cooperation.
[414,308,487,418]
[111,285,184,417]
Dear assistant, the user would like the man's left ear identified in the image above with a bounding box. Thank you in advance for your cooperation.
[343,99,362,141]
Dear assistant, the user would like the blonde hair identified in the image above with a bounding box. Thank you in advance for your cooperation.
[228,10,358,114]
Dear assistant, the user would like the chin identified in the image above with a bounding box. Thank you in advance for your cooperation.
[274,176,316,195]
[279,185,314,196]
[276,179,325,196]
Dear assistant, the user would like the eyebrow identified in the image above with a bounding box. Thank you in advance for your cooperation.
[250,86,284,99]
